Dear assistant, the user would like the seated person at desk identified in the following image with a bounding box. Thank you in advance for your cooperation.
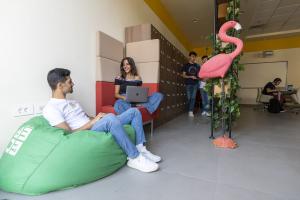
[114,57,163,115]
[262,78,284,104]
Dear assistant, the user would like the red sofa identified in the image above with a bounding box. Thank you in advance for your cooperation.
[95,32,161,136]
[96,81,159,136]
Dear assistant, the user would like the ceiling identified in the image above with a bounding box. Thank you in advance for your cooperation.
[160,0,300,47]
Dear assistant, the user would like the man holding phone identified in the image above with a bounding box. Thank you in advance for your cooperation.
[182,51,200,117]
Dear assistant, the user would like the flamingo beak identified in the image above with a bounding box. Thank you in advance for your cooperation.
[234,22,242,30]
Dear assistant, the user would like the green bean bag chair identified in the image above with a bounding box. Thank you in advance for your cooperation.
[0,116,135,195]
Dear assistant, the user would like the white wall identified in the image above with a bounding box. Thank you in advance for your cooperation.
[241,48,300,88]
[239,48,300,104]
[0,0,188,155]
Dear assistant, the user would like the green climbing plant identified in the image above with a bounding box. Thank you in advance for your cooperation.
[205,0,244,130]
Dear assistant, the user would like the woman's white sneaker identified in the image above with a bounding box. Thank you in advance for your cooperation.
[127,154,159,173]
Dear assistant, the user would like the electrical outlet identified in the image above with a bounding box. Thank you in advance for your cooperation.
[34,104,45,114]
[13,104,34,117]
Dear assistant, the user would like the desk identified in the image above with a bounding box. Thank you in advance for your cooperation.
[280,90,296,95]
[280,90,297,104]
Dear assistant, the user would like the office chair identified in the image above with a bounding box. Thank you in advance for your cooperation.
[254,88,272,111]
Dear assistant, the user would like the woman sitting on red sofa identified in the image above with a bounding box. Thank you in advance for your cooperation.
[114,57,163,115]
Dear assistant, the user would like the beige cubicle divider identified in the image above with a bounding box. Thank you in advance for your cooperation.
[135,62,160,84]
[96,31,124,82]
[126,39,160,63]
[96,31,124,116]
[96,57,120,82]
[126,39,160,84]
[96,31,124,62]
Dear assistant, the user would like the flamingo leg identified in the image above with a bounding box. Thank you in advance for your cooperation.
[228,92,232,138]
[212,78,238,149]
[209,85,215,139]
[221,78,226,136]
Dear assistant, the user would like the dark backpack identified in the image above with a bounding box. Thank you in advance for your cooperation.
[268,98,281,113]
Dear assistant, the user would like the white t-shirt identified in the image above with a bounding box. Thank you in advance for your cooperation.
[200,81,206,89]
[43,98,90,130]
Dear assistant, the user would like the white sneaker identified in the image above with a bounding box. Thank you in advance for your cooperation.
[137,146,161,163]
[188,111,194,117]
[127,154,159,173]
[201,111,207,116]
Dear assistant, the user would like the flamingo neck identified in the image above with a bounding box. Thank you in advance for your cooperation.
[218,25,243,59]
[223,36,243,59]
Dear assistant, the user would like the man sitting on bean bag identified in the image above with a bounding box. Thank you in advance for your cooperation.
[43,68,161,173]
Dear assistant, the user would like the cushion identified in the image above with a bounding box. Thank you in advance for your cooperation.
[99,105,154,122]
[0,116,135,195]
[100,105,116,114]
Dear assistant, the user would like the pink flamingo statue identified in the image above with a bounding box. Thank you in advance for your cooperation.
[199,20,243,149]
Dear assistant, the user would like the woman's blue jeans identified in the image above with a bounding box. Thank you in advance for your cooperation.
[114,92,163,115]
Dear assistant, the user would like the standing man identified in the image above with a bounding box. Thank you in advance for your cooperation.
[182,51,200,117]
[199,55,211,117]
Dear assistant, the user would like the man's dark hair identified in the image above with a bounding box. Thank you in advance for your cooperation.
[273,78,282,83]
[189,51,197,57]
[47,68,71,90]
[201,55,208,60]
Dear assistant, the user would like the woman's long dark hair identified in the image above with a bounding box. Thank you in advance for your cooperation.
[120,57,138,79]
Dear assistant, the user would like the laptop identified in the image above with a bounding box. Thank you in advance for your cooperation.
[287,84,294,91]
[281,85,294,95]
[126,86,149,103]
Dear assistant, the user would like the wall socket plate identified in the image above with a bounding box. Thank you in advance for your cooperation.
[13,104,34,117]
[34,103,45,114]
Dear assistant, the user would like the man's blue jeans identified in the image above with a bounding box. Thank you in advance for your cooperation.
[91,108,145,159]
[200,88,209,112]
[186,84,198,112]
[114,92,163,115]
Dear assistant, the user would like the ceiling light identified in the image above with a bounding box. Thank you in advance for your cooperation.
[192,19,199,23]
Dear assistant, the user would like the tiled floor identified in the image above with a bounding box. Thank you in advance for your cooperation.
[1,106,300,200]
